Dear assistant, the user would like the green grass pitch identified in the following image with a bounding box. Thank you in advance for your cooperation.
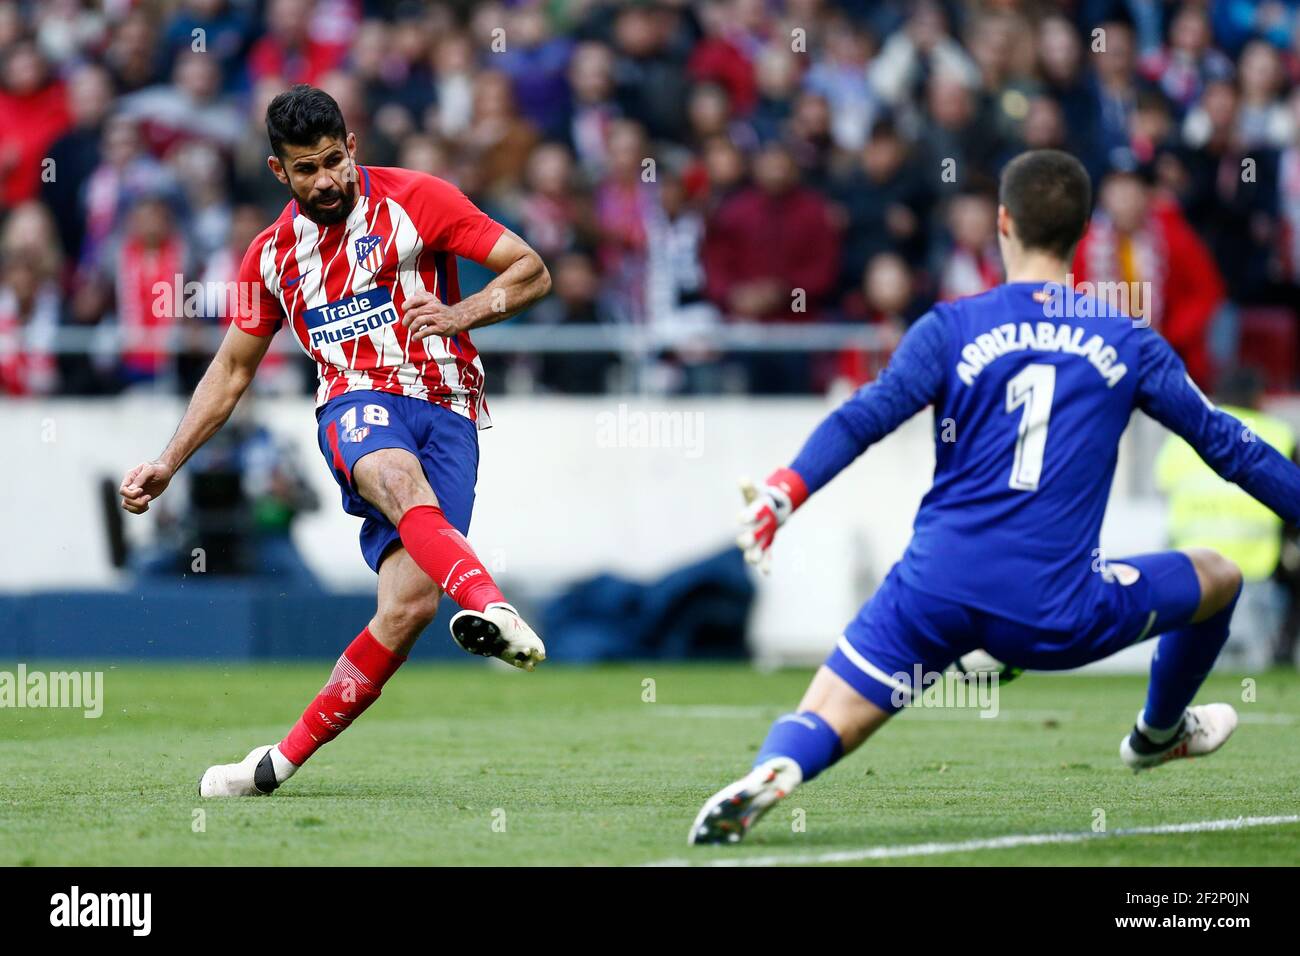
[2,662,1297,866]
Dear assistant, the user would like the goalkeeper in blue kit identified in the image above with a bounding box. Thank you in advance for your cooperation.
[690,150,1300,845]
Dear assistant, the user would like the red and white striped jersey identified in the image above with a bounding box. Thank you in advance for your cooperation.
[237,166,505,426]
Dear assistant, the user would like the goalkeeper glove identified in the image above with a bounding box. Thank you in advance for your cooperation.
[736,467,809,574]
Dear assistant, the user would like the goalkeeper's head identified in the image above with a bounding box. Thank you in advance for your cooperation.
[265,84,358,227]
[996,149,1092,271]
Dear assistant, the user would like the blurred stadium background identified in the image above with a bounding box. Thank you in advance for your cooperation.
[3,0,1300,672]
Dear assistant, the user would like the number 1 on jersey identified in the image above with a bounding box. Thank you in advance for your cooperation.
[1005,363,1056,491]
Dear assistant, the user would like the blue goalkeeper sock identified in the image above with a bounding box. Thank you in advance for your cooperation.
[755,712,844,782]
[1142,583,1242,733]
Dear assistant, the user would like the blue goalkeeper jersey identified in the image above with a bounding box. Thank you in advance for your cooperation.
[790,281,1300,632]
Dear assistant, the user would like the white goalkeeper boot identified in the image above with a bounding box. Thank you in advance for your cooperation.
[199,744,297,797]
[1119,704,1238,771]
[449,602,547,671]
[689,756,803,845]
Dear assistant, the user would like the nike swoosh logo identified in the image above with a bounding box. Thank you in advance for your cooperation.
[285,271,312,288]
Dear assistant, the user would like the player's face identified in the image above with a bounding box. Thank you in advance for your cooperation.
[270,132,359,226]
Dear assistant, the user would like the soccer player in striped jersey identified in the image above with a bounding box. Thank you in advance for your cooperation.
[690,149,1300,845]
[118,85,551,797]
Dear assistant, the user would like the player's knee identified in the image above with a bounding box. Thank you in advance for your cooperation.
[1187,548,1243,614]
[377,589,441,641]
[359,454,434,518]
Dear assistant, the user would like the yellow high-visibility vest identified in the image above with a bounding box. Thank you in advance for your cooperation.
[1154,404,1296,581]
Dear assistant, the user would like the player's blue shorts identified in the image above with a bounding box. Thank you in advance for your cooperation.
[316,391,479,572]
[826,551,1203,712]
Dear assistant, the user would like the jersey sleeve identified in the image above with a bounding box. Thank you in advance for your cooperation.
[413,174,506,264]
[790,310,950,495]
[233,237,284,336]
[1136,330,1300,524]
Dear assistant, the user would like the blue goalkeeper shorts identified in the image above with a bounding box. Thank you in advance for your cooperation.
[316,391,479,572]
[826,551,1203,712]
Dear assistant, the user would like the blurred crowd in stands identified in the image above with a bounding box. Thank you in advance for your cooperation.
[2,0,1300,397]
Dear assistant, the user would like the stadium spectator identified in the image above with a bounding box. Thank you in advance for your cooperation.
[458,70,539,200]
[1139,5,1233,117]
[834,250,920,388]
[1277,87,1300,285]
[609,1,694,144]
[91,187,192,388]
[116,48,245,155]
[803,12,879,152]
[833,118,932,283]
[1036,17,1098,164]
[1073,166,1227,388]
[1236,39,1294,148]
[565,40,621,177]
[869,1,979,111]
[1089,20,1148,175]
[516,141,588,262]
[749,42,801,144]
[494,2,573,141]
[688,0,759,118]
[523,249,620,394]
[246,0,347,88]
[159,0,256,92]
[936,190,1002,300]
[703,140,840,323]
[430,29,477,141]
[703,139,840,391]
[594,118,655,325]
[1175,78,1281,305]
[783,88,837,189]
[917,67,1006,197]
[0,202,61,396]
[0,39,71,207]
[103,9,161,93]
[40,62,114,266]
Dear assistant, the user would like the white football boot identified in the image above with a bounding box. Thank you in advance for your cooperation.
[199,744,296,797]
[449,602,547,671]
[1119,704,1239,771]
[689,757,803,846]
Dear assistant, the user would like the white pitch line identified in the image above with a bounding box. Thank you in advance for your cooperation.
[651,705,1297,725]
[645,814,1300,867]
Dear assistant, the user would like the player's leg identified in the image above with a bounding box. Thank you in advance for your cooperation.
[354,447,504,612]
[352,445,544,669]
[690,571,970,845]
[334,393,542,668]
[688,666,892,846]
[1124,547,1242,769]
[198,548,439,798]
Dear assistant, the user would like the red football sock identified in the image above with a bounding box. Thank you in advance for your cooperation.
[396,504,506,611]
[279,628,406,766]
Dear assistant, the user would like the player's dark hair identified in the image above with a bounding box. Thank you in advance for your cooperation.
[998,149,1092,261]
[265,84,347,158]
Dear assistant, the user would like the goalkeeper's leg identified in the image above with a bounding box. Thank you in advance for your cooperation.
[689,666,893,845]
[689,570,960,845]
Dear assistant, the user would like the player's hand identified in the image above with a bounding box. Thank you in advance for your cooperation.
[736,467,809,574]
[402,290,467,341]
[120,460,174,514]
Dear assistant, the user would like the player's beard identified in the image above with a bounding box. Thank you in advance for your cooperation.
[298,181,356,226]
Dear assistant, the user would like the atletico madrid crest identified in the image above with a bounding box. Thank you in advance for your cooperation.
[355,234,384,275]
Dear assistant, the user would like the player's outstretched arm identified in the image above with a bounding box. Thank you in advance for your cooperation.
[737,311,949,570]
[119,324,273,514]
[1137,332,1300,525]
[403,229,551,342]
